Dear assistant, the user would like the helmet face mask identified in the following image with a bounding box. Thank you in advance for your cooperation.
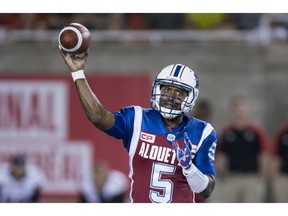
[151,64,199,119]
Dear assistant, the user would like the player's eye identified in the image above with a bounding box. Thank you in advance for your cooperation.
[176,91,183,96]
[161,86,169,93]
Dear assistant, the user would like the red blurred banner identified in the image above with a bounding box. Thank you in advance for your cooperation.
[0,73,151,201]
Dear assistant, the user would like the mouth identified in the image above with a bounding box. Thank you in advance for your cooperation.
[161,102,181,110]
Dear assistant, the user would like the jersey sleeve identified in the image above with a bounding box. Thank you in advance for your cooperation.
[194,128,218,177]
[103,106,135,150]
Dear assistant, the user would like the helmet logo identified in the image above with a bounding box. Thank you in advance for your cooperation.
[169,64,186,78]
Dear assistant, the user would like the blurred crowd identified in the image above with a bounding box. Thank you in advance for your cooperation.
[0,13,287,44]
[0,154,130,203]
[0,13,240,30]
[0,13,286,34]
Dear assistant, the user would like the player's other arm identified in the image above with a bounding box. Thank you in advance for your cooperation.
[173,132,216,200]
[59,49,114,131]
[197,174,215,200]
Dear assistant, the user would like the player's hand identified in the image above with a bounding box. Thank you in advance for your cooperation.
[172,132,193,170]
[58,45,88,72]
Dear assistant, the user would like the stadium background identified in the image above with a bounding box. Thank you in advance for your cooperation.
[0,13,288,202]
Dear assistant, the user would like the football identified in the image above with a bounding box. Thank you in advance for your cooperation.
[58,23,91,56]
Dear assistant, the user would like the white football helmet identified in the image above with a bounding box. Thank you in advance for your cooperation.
[150,64,199,119]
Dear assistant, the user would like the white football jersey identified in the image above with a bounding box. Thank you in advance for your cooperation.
[0,163,46,202]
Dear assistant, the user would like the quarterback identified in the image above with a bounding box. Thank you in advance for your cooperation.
[59,50,218,203]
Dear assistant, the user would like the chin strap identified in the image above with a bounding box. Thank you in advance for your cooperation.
[159,106,182,119]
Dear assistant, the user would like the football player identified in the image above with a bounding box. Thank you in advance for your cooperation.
[59,50,218,203]
[0,154,46,203]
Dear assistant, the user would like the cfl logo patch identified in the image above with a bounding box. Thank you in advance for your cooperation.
[140,132,156,144]
[166,133,176,142]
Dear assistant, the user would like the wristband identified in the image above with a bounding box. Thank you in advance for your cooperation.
[71,70,86,81]
[183,163,209,193]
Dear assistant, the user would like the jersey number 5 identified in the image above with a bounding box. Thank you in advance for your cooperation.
[149,163,176,203]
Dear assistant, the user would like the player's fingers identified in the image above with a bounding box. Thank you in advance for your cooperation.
[183,142,188,153]
[171,140,179,152]
[184,132,192,151]
[58,46,66,58]
[84,49,89,58]
[58,46,72,63]
[58,49,79,73]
